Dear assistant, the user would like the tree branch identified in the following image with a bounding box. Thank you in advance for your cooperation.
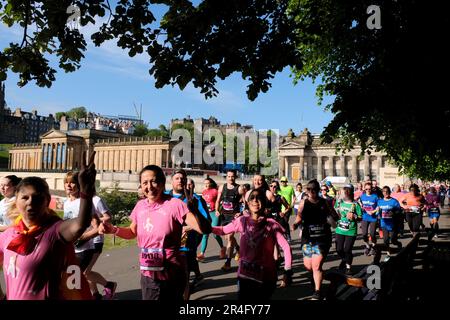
[20,0,31,48]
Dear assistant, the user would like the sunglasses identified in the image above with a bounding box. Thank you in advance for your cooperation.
[270,185,277,188]
[321,189,327,191]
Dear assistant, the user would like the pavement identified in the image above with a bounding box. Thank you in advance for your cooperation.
[2,208,450,300]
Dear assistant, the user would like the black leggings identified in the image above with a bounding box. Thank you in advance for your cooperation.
[361,220,377,244]
[405,212,422,233]
[335,234,356,265]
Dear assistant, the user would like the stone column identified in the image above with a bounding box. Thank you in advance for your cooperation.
[108,150,114,171]
[329,157,334,177]
[376,156,382,181]
[98,150,103,171]
[131,149,137,172]
[116,149,120,171]
[339,156,345,177]
[156,149,162,167]
[364,154,370,180]
[284,157,289,179]
[137,149,143,172]
[150,149,156,165]
[143,148,149,167]
[278,156,284,177]
[52,143,57,170]
[119,150,125,171]
[352,155,358,182]
[306,156,312,180]
[69,147,74,170]
[104,150,109,171]
[299,156,304,180]
[317,156,323,181]
[124,150,131,171]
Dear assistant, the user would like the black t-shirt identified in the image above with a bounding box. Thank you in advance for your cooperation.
[220,184,241,214]
[301,198,332,245]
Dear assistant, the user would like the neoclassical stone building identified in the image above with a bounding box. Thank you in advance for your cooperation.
[9,125,396,183]
[278,128,395,183]
[9,129,171,172]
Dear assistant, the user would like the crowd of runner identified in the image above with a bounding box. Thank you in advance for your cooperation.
[0,155,448,300]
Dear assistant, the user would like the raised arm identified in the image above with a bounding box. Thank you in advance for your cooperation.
[59,151,96,243]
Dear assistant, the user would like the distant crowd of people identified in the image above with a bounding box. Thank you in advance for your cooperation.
[0,159,448,301]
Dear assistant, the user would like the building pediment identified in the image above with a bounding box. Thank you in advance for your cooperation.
[279,141,303,149]
[40,130,69,139]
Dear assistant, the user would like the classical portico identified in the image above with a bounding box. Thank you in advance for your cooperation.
[278,129,393,183]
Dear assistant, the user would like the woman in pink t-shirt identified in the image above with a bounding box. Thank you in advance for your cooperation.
[100,165,211,301]
[0,151,96,300]
[212,188,292,300]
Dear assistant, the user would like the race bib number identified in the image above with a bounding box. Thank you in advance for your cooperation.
[222,201,234,211]
[338,220,351,230]
[410,206,420,213]
[382,211,393,219]
[429,207,439,213]
[308,224,326,237]
[140,248,165,271]
[363,206,374,213]
[239,260,264,283]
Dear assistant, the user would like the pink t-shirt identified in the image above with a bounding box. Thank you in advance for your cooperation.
[212,216,292,284]
[202,188,218,212]
[0,220,68,300]
[130,196,189,281]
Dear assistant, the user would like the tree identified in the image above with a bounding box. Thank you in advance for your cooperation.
[66,106,87,120]
[288,0,450,180]
[55,112,66,121]
[1,0,448,179]
[133,123,148,137]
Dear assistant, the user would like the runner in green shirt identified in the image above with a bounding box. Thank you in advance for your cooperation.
[334,185,362,274]
[279,176,295,242]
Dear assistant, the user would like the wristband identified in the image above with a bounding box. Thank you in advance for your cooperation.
[79,191,93,199]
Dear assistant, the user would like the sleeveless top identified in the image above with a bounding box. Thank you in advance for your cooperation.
[267,194,283,221]
[221,184,241,214]
[301,198,332,245]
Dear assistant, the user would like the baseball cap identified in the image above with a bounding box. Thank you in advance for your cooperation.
[343,184,354,190]
[280,176,288,182]
[325,181,332,186]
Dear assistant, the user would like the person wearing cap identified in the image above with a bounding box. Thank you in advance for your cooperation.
[325,181,337,198]
[279,176,295,242]
[334,184,363,275]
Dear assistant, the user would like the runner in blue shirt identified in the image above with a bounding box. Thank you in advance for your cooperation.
[359,182,380,256]
[167,169,210,299]
[377,186,403,261]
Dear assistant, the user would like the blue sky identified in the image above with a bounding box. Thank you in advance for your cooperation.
[0,4,335,136]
